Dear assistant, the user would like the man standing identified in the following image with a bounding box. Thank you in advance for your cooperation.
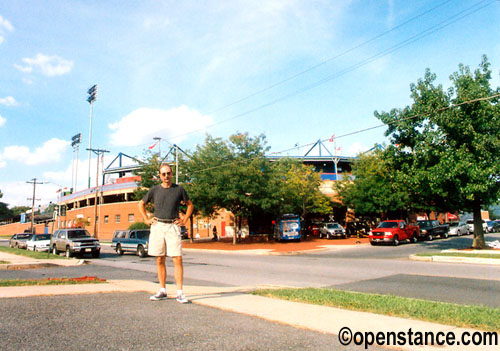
[138,164,194,302]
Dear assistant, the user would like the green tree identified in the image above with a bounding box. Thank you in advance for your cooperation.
[375,56,500,248]
[133,152,161,202]
[185,133,275,244]
[271,158,333,218]
[335,149,410,218]
[10,206,30,216]
[0,190,14,221]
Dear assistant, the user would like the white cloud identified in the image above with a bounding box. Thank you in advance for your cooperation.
[0,181,65,208]
[346,142,371,156]
[15,53,73,77]
[0,114,5,127]
[0,15,13,44]
[0,15,14,32]
[0,96,18,106]
[0,138,69,166]
[108,106,214,147]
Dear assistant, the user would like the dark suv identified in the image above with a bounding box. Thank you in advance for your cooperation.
[50,228,101,258]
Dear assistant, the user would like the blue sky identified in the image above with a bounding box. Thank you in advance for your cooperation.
[0,0,499,207]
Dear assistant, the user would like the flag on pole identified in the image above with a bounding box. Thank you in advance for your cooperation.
[329,134,335,142]
[148,141,158,150]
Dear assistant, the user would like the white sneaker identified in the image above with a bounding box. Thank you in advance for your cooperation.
[150,291,167,301]
[176,293,189,304]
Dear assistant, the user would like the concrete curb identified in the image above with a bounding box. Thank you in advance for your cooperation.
[409,254,500,265]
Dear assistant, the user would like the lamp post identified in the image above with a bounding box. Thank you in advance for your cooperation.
[87,84,98,189]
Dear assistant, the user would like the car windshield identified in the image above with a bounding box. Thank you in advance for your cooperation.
[36,234,51,240]
[377,222,398,229]
[326,223,341,229]
[68,230,91,239]
[18,234,31,240]
[417,221,432,227]
[136,231,150,239]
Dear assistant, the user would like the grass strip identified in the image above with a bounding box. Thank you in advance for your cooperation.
[0,260,10,264]
[0,276,107,287]
[416,252,500,259]
[0,246,66,259]
[253,288,500,331]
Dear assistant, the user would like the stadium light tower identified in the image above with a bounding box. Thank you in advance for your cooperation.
[87,85,98,189]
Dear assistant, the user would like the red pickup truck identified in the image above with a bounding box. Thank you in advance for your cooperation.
[369,220,419,246]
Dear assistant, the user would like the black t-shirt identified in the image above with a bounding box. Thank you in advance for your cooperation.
[142,184,189,220]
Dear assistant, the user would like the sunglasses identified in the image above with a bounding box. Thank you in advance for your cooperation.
[160,172,172,176]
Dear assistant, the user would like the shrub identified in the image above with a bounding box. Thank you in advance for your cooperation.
[129,222,150,230]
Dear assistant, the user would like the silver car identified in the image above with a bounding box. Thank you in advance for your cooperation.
[447,221,469,236]
[319,222,346,239]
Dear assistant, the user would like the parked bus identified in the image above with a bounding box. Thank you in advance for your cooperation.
[275,214,301,241]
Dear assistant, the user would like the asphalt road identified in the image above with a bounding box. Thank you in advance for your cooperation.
[0,292,388,351]
[2,233,500,308]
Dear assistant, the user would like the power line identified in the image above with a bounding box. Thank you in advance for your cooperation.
[206,0,455,116]
[188,93,500,175]
[167,0,495,142]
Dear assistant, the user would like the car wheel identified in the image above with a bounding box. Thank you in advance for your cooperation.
[137,245,146,258]
[15,243,19,249]
[427,234,433,241]
[32,246,36,252]
[116,244,124,256]
[393,235,399,246]
[370,241,376,246]
[443,232,449,239]
[65,247,72,258]
[92,251,100,258]
[52,246,58,255]
[457,230,461,237]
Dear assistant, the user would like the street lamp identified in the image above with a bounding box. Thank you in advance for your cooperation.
[87,84,98,189]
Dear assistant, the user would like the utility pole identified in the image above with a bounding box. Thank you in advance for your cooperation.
[26,178,44,234]
[87,84,98,189]
[174,144,179,184]
[86,147,109,238]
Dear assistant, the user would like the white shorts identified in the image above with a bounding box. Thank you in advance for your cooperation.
[149,222,182,257]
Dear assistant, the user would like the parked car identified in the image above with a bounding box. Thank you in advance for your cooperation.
[111,229,150,257]
[9,233,33,249]
[50,228,100,258]
[416,220,449,241]
[369,220,419,246]
[466,219,488,233]
[486,220,500,233]
[180,226,189,240]
[319,222,346,239]
[26,234,52,252]
[447,221,469,237]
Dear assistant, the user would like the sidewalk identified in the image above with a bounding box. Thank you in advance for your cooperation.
[0,251,496,351]
[0,251,85,270]
[182,236,370,255]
